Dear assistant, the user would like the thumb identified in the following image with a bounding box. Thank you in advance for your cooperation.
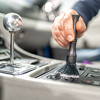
[76,17,86,37]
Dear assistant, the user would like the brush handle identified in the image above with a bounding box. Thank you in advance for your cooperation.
[72,15,80,42]
[67,14,80,64]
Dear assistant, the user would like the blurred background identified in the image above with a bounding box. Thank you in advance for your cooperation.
[0,0,100,63]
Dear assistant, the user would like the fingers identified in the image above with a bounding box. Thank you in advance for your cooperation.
[52,30,69,47]
[76,17,86,38]
[62,9,78,42]
[52,15,69,47]
[52,9,86,48]
[63,13,75,42]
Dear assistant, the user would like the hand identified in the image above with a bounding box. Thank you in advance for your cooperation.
[52,9,86,48]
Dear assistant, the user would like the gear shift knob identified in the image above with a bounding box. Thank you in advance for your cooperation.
[3,13,22,64]
[3,13,22,32]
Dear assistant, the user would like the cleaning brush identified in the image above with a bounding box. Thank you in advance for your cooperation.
[47,14,80,80]
[60,14,80,79]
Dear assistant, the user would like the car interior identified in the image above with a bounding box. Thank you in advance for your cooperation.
[0,0,100,100]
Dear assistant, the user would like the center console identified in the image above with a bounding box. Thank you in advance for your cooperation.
[0,13,100,100]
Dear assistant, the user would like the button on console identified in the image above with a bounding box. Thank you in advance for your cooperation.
[81,80,94,84]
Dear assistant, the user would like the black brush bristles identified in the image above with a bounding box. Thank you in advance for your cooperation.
[60,61,79,79]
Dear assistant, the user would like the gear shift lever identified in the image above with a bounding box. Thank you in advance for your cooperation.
[3,13,22,64]
[0,13,36,75]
